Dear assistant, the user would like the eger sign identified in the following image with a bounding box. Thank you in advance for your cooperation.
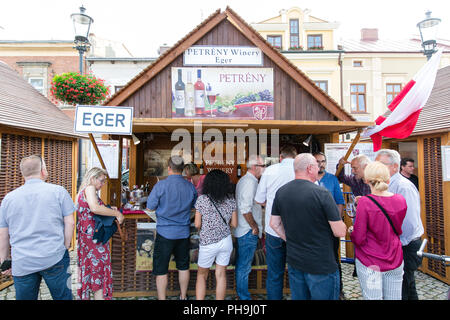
[74,105,134,135]
[184,46,263,66]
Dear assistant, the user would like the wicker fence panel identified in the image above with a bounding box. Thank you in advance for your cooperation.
[44,138,73,195]
[0,133,42,289]
[423,137,446,278]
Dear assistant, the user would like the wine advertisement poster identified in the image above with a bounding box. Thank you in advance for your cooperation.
[171,67,274,120]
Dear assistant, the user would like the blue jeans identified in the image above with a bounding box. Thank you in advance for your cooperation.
[235,230,258,300]
[288,264,340,300]
[265,233,286,300]
[13,250,72,300]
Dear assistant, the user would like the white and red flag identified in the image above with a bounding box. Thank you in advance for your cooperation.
[362,49,443,151]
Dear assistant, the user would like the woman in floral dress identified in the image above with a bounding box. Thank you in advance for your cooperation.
[76,167,124,300]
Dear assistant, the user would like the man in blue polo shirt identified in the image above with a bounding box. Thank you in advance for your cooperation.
[147,155,197,300]
[313,152,345,299]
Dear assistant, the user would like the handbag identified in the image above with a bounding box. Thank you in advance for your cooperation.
[93,214,118,244]
[206,195,229,227]
[366,195,399,236]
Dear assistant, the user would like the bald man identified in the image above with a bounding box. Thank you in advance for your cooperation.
[270,153,346,300]
[0,155,75,300]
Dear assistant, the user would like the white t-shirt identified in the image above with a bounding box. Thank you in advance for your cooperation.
[254,158,295,237]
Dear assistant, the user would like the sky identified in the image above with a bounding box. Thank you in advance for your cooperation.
[1,0,449,57]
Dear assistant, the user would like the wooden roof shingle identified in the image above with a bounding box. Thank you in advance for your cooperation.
[0,61,84,139]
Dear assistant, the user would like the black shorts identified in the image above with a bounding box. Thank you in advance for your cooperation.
[152,233,190,275]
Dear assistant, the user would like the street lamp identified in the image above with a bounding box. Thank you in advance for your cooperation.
[71,5,93,74]
[417,11,441,60]
[71,5,93,189]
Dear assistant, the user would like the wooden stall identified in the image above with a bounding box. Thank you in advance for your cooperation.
[0,61,83,291]
[383,65,450,284]
[101,7,373,297]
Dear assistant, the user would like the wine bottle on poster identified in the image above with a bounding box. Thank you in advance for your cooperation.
[194,69,205,115]
[185,71,195,117]
[175,69,185,115]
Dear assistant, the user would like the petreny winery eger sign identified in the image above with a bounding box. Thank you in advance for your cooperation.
[171,67,274,120]
[184,46,263,66]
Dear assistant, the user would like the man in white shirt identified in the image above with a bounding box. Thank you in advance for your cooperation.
[376,149,424,300]
[254,145,296,300]
[234,155,265,300]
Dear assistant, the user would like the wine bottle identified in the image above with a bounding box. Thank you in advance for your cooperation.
[199,163,204,175]
[175,69,185,116]
[237,164,242,178]
[194,69,205,115]
[184,71,195,116]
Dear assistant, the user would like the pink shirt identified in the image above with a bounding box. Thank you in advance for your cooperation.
[350,194,407,272]
[192,175,206,195]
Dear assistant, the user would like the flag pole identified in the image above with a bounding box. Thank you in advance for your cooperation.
[335,129,362,177]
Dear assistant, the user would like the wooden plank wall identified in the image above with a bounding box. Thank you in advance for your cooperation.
[122,20,336,122]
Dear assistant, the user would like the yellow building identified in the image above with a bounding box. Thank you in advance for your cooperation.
[251,7,450,126]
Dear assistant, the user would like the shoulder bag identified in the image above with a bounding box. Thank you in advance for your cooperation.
[206,195,229,227]
[366,195,399,236]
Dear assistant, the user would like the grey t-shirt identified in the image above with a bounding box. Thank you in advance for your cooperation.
[0,179,75,276]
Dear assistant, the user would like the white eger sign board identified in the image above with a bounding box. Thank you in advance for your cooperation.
[75,105,133,135]
[184,46,263,66]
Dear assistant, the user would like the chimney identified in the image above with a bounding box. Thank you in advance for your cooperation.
[360,28,378,41]
[158,44,171,55]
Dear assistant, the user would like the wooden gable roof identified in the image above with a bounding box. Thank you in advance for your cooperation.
[0,61,84,139]
[104,7,362,128]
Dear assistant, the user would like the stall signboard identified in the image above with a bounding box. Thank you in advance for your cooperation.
[442,146,450,181]
[136,223,157,272]
[324,143,377,175]
[184,46,263,66]
[171,67,274,120]
[74,105,133,135]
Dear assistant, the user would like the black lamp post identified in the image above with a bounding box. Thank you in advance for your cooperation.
[71,5,93,188]
[71,5,93,74]
[417,10,441,60]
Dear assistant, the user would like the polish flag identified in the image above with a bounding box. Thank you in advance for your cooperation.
[362,49,443,151]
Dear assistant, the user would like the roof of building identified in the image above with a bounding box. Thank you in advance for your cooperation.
[412,65,450,135]
[104,7,356,122]
[340,38,450,53]
[0,60,85,139]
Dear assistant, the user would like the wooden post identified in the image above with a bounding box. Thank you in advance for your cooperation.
[335,130,362,177]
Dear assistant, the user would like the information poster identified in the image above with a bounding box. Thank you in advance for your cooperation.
[89,140,120,179]
[136,223,157,272]
[324,143,377,175]
[171,67,274,120]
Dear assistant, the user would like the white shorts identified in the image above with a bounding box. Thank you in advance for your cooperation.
[198,235,233,268]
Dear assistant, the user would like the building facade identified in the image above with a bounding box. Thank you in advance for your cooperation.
[251,7,450,124]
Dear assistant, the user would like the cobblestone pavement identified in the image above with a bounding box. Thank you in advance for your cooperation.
[1,249,448,300]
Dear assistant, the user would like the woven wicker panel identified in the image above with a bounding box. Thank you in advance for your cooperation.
[111,217,292,296]
[0,133,42,289]
[44,138,73,195]
[423,137,446,278]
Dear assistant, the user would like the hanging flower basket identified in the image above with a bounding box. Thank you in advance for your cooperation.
[50,72,110,106]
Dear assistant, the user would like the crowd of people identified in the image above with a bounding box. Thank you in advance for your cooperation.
[0,146,424,301]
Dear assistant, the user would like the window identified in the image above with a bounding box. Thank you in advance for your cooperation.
[267,35,282,49]
[353,60,363,67]
[28,78,45,95]
[307,35,323,49]
[289,19,299,48]
[386,83,402,106]
[314,80,328,93]
[350,84,366,113]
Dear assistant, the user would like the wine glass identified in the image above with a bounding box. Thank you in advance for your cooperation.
[206,83,217,117]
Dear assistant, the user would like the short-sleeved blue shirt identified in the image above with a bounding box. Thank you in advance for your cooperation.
[317,172,345,205]
[146,174,197,240]
[0,179,75,276]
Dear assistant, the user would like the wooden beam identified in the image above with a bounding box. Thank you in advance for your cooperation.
[335,130,361,177]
